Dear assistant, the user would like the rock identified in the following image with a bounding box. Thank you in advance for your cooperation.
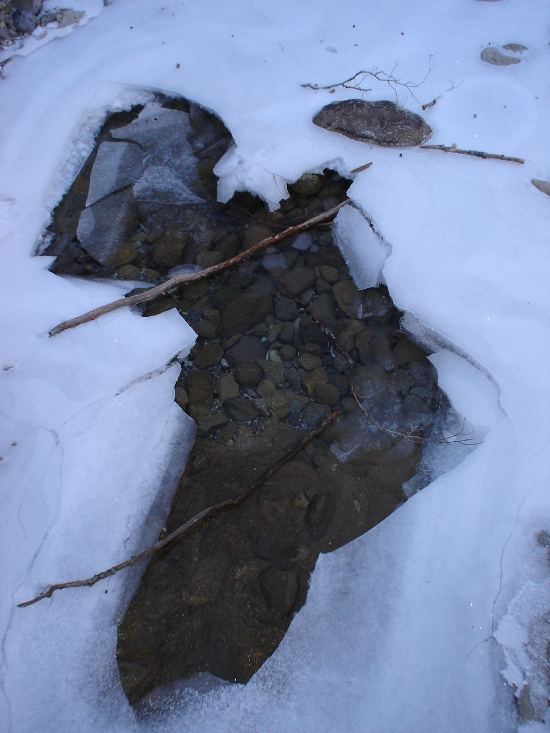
[481,47,521,65]
[191,342,223,369]
[243,223,272,250]
[279,267,316,297]
[289,174,323,197]
[86,142,145,207]
[291,233,313,251]
[216,373,239,402]
[225,334,267,367]
[531,179,550,197]
[313,100,432,147]
[260,361,285,386]
[266,390,295,419]
[305,493,330,527]
[360,289,392,321]
[174,386,189,410]
[259,567,299,617]
[188,405,228,435]
[278,344,296,361]
[502,43,528,53]
[194,319,218,339]
[391,369,415,396]
[351,365,391,403]
[196,251,223,269]
[58,9,84,27]
[292,492,310,510]
[302,403,330,427]
[285,368,302,390]
[319,265,338,283]
[12,9,37,33]
[392,336,426,366]
[234,361,263,388]
[11,0,42,13]
[302,367,329,397]
[223,397,260,421]
[274,296,298,321]
[152,229,189,268]
[332,279,361,319]
[222,294,273,336]
[278,322,295,344]
[308,292,338,326]
[77,188,138,267]
[298,313,327,345]
[185,371,214,406]
[297,353,322,371]
[117,264,140,279]
[256,378,275,397]
[313,383,340,407]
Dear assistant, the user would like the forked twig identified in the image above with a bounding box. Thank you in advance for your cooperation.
[49,200,350,337]
[420,144,524,164]
[348,380,480,446]
[18,408,340,608]
[306,308,355,367]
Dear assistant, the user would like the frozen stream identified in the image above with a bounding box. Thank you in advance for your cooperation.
[1,1,549,731]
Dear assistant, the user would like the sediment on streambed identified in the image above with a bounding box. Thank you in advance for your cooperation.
[39,93,476,714]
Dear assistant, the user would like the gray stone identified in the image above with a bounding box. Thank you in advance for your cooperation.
[234,361,263,388]
[174,386,189,410]
[305,493,330,527]
[302,367,329,397]
[215,373,239,402]
[243,223,272,250]
[225,334,267,366]
[314,99,432,147]
[77,188,138,267]
[188,405,228,435]
[481,47,521,65]
[502,43,528,53]
[279,267,316,297]
[532,179,550,197]
[152,229,189,267]
[302,403,330,427]
[86,142,145,207]
[259,567,299,616]
[256,378,275,397]
[289,173,323,197]
[260,360,285,385]
[298,313,327,345]
[291,233,313,251]
[278,322,296,344]
[313,383,340,407]
[278,344,296,361]
[12,9,36,33]
[298,352,322,371]
[185,371,214,406]
[332,279,361,319]
[222,294,273,337]
[57,9,84,27]
[274,296,298,321]
[194,319,218,339]
[223,397,260,421]
[191,343,223,369]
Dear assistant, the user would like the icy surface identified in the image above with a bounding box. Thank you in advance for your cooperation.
[1,0,549,731]
[333,204,390,289]
[86,141,145,207]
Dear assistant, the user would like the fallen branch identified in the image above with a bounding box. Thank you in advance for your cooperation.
[348,379,480,446]
[18,408,340,608]
[49,200,350,337]
[306,308,355,367]
[350,162,373,174]
[420,143,524,164]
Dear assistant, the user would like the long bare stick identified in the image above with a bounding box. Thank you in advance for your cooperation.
[18,408,340,608]
[49,200,350,337]
[420,144,524,164]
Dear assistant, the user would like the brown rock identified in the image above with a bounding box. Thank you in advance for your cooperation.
[152,229,189,267]
[222,294,273,336]
[302,367,329,396]
[191,342,224,368]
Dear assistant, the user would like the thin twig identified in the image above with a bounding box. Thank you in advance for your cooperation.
[420,144,524,164]
[306,309,355,367]
[49,200,350,337]
[350,162,373,174]
[18,408,341,608]
[421,99,437,110]
[348,379,480,446]
[301,58,433,104]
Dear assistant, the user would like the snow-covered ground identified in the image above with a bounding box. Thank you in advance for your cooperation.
[1,0,549,730]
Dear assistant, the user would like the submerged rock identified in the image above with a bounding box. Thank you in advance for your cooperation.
[313,99,432,147]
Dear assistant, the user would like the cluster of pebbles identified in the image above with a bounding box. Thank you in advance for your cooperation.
[41,96,447,710]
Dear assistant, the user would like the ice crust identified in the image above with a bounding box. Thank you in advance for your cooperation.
[1,0,549,731]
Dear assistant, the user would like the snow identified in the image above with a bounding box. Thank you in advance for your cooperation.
[1,0,549,731]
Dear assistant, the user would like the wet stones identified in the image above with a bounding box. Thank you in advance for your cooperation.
[313,99,432,147]
[41,102,447,706]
